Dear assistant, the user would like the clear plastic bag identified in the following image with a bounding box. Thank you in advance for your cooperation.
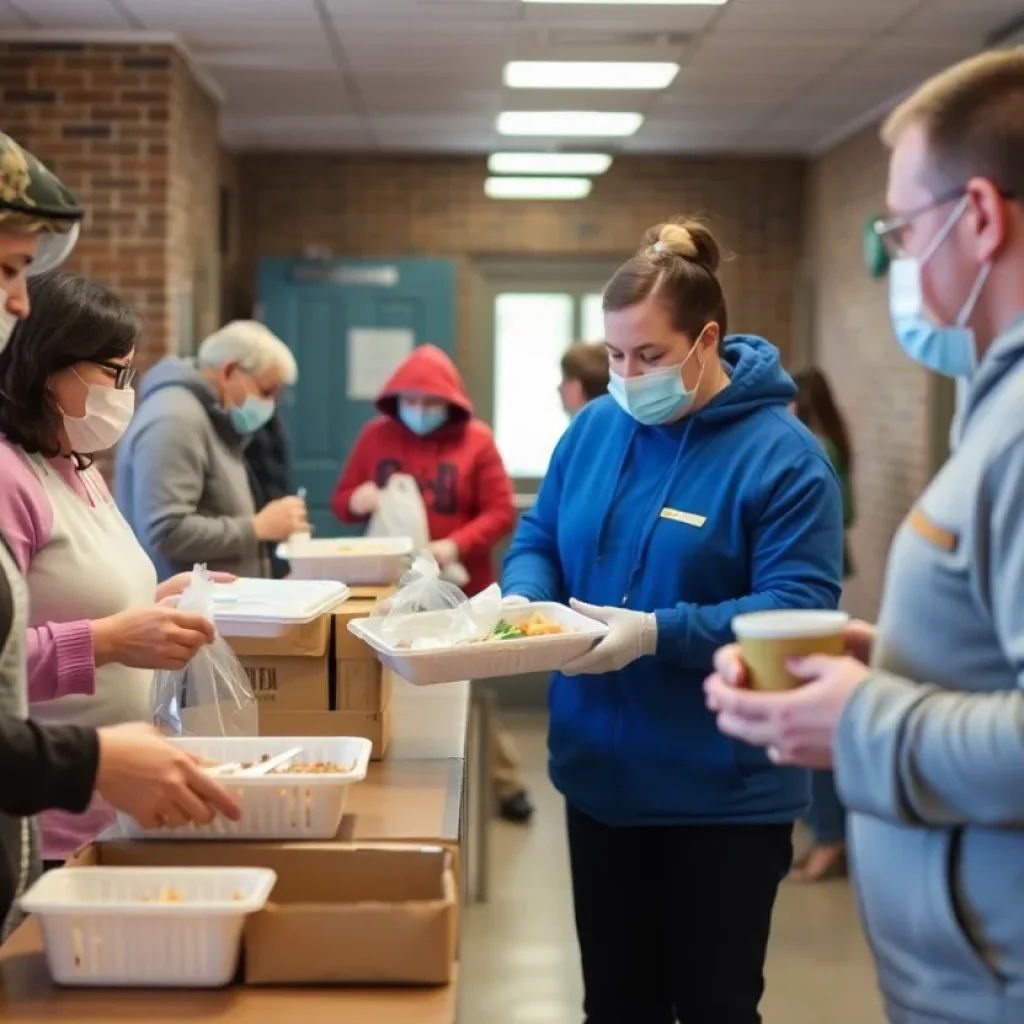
[379,554,503,649]
[367,473,470,588]
[151,565,259,737]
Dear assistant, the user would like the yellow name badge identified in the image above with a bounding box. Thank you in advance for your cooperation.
[660,507,707,528]
[908,507,958,553]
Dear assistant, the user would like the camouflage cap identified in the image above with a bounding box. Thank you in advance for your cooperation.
[0,132,84,274]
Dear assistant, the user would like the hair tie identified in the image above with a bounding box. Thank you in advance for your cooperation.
[653,241,665,253]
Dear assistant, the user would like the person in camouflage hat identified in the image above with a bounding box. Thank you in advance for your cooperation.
[0,133,239,941]
[0,129,83,348]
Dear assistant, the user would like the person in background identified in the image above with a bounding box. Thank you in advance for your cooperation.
[245,409,293,578]
[790,367,855,881]
[559,341,609,417]
[116,321,307,581]
[504,218,843,1023]
[0,271,226,865]
[706,48,1024,1024]
[331,345,530,822]
[0,130,239,939]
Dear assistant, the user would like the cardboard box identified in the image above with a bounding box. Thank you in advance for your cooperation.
[226,610,335,714]
[245,845,456,986]
[260,707,392,759]
[334,599,381,660]
[336,661,394,712]
[74,843,457,987]
[347,585,396,601]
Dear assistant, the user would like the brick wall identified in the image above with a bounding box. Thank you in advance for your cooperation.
[804,125,934,619]
[0,42,221,371]
[235,153,807,366]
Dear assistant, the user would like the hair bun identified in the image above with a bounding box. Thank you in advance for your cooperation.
[645,218,721,274]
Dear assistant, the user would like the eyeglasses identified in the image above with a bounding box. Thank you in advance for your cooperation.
[873,184,1017,260]
[95,361,137,390]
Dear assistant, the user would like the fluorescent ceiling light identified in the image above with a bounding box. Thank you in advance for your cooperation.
[485,177,593,200]
[505,61,679,90]
[523,0,727,5]
[497,111,643,137]
[488,152,612,175]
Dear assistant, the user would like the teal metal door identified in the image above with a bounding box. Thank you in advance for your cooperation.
[258,257,457,537]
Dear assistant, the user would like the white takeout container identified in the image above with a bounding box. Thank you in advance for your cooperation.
[277,535,413,585]
[20,866,276,988]
[211,577,349,637]
[117,736,372,841]
[347,601,608,685]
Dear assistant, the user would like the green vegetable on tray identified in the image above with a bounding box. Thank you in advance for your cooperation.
[490,619,526,640]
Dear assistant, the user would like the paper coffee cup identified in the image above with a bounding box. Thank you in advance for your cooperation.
[731,610,849,692]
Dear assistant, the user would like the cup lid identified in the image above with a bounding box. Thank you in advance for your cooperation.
[731,609,849,640]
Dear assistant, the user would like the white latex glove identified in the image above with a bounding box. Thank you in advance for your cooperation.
[350,482,381,517]
[561,599,657,676]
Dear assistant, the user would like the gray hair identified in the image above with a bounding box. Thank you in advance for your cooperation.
[197,320,297,385]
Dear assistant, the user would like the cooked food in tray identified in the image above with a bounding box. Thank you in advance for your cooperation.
[208,753,355,777]
[139,887,245,904]
[482,613,566,641]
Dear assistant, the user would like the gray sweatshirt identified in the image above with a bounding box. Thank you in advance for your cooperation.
[836,314,1024,1024]
[115,357,268,582]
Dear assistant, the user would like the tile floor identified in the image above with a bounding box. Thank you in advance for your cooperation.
[460,713,887,1024]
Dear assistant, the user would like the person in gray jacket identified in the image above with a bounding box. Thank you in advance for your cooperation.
[116,321,307,581]
[706,48,1024,1024]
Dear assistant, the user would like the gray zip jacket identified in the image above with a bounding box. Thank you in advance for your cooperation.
[836,314,1024,1024]
[115,357,268,582]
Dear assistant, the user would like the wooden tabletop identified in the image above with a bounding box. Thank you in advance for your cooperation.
[0,674,471,1021]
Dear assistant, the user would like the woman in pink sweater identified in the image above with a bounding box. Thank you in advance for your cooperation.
[0,271,217,864]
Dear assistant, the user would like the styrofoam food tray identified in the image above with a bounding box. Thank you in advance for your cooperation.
[20,866,276,988]
[277,536,413,585]
[211,578,349,637]
[348,601,608,685]
[117,736,372,841]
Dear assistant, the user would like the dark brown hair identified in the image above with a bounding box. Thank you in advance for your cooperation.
[560,341,609,401]
[603,217,728,343]
[792,367,852,470]
[0,270,140,466]
[882,47,1024,195]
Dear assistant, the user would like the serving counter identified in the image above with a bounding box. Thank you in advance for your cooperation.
[0,675,480,1023]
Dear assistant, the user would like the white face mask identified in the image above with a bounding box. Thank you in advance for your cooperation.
[62,374,135,453]
[0,287,17,355]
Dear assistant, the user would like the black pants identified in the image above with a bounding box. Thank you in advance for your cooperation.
[567,804,793,1024]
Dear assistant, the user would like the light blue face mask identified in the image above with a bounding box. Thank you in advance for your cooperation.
[889,196,992,379]
[399,399,447,436]
[607,332,707,426]
[229,394,275,435]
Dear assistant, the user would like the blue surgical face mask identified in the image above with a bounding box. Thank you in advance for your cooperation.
[399,400,447,436]
[229,394,275,435]
[607,331,707,426]
[889,196,991,379]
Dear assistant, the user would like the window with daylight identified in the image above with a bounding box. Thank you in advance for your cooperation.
[494,290,604,479]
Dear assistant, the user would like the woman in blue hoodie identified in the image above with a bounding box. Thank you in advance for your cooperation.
[504,218,843,1024]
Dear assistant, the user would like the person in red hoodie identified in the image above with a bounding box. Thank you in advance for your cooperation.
[332,345,534,822]
[332,344,515,593]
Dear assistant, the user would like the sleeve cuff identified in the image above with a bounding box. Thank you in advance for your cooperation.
[834,671,932,823]
[44,620,97,700]
[654,607,685,658]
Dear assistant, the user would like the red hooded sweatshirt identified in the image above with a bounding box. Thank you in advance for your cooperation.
[331,345,516,596]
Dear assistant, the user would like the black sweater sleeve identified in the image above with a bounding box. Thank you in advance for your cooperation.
[0,715,99,817]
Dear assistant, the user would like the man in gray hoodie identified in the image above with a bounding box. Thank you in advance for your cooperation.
[707,48,1024,1024]
[116,321,307,581]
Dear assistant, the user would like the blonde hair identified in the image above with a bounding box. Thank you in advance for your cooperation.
[198,320,298,385]
[603,216,727,340]
[882,47,1024,192]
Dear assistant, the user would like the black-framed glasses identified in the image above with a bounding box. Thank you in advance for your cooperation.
[95,361,137,390]
[873,184,1017,260]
